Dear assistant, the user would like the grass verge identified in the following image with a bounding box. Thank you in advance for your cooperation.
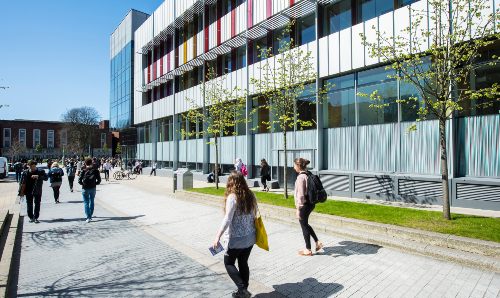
[189,187,500,243]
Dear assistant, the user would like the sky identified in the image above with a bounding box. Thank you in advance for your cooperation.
[0,0,164,122]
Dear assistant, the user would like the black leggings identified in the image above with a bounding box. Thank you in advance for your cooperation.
[52,186,60,201]
[224,246,253,291]
[299,204,318,250]
[68,176,75,189]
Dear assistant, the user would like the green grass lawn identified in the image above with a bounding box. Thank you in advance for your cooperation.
[189,187,500,243]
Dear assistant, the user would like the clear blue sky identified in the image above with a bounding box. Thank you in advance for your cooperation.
[0,0,163,122]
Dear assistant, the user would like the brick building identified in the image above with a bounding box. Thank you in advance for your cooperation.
[0,119,112,160]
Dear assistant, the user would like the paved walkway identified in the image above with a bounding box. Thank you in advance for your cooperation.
[15,175,500,297]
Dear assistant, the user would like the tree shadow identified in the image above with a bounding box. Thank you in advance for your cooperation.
[41,215,145,224]
[317,241,382,257]
[254,278,343,298]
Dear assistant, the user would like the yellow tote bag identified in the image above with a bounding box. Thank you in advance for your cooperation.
[255,208,269,251]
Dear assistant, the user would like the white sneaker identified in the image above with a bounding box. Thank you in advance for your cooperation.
[86,219,91,223]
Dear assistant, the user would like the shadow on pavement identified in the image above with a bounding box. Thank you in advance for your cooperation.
[41,215,145,223]
[318,241,382,257]
[63,201,83,204]
[7,215,24,298]
[254,278,343,298]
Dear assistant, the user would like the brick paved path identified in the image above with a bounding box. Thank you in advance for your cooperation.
[15,181,235,297]
[15,176,500,297]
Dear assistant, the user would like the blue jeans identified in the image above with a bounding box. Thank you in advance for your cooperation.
[82,188,96,219]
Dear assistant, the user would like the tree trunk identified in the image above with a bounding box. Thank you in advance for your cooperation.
[283,130,288,199]
[215,136,219,190]
[439,118,451,220]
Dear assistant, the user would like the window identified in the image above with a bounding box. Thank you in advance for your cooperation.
[236,46,246,70]
[322,0,352,36]
[3,128,11,148]
[19,129,26,147]
[60,130,67,146]
[33,129,41,148]
[253,96,270,134]
[298,14,316,46]
[323,74,356,128]
[47,130,55,148]
[356,0,393,23]
[273,27,291,55]
[461,60,500,117]
[101,133,107,148]
[397,0,419,8]
[357,66,398,125]
[296,84,317,130]
[254,37,268,63]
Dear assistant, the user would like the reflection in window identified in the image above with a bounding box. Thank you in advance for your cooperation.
[398,0,419,8]
[322,0,352,36]
[323,74,356,128]
[356,0,393,23]
[298,14,316,46]
[357,66,398,125]
[253,97,270,134]
[461,61,500,117]
[296,84,317,130]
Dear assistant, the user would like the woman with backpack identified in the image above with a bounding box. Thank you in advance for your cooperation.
[48,162,64,203]
[66,161,77,192]
[294,157,323,256]
[234,158,248,177]
[212,172,257,298]
[260,159,271,192]
[78,158,102,223]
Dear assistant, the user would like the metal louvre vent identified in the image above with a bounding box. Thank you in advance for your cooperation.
[398,179,442,198]
[321,175,350,192]
[456,184,500,202]
[354,176,394,194]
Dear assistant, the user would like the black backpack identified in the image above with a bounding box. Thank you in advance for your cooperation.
[51,169,62,180]
[303,171,328,204]
[81,170,96,188]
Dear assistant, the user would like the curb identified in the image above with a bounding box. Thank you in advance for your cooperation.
[176,190,500,273]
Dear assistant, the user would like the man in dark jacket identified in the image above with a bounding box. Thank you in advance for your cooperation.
[78,158,101,223]
[19,160,48,223]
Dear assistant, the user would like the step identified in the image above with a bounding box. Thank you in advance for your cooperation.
[0,210,19,297]
[176,190,500,272]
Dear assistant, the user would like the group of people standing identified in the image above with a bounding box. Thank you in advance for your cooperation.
[213,157,322,297]
[18,157,102,224]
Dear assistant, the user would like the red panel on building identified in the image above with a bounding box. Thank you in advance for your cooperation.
[231,0,236,37]
[160,43,164,76]
[217,1,222,46]
[147,51,152,83]
[247,0,253,28]
[267,0,272,18]
[204,4,209,53]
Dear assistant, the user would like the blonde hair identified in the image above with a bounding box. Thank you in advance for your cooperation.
[51,162,59,168]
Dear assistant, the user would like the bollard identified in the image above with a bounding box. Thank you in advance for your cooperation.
[173,172,177,193]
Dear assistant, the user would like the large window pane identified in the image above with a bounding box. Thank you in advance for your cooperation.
[323,0,352,36]
[298,14,316,46]
[253,97,270,134]
[356,0,393,23]
[323,74,356,127]
[357,67,398,125]
[296,84,317,130]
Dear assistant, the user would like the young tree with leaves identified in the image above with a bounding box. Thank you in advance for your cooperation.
[251,23,329,199]
[361,0,499,219]
[185,66,247,189]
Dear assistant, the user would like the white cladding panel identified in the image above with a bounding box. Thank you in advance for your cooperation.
[351,23,365,69]
[319,37,328,77]
[328,32,340,75]
[253,0,266,25]
[339,28,352,72]
[394,5,411,55]
[377,12,393,63]
[236,3,246,35]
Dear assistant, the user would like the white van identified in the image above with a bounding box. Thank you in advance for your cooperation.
[0,157,7,179]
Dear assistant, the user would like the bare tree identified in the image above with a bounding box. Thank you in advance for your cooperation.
[7,137,26,161]
[61,107,101,155]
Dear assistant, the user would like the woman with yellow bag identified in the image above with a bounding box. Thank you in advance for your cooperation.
[213,171,263,298]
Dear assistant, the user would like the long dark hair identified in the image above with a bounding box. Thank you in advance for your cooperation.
[260,159,269,168]
[224,172,257,215]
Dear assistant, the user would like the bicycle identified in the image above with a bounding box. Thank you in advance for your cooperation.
[113,169,137,180]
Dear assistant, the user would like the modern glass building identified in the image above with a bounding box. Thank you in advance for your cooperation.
[130,0,500,210]
[110,9,149,160]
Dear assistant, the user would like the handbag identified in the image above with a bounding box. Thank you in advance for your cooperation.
[254,207,269,251]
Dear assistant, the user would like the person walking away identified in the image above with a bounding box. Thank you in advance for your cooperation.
[14,161,23,182]
[66,161,77,192]
[48,162,64,203]
[234,158,243,173]
[103,160,112,181]
[212,172,257,298]
[18,160,48,223]
[293,158,323,256]
[260,159,271,192]
[78,158,102,223]
[150,161,157,176]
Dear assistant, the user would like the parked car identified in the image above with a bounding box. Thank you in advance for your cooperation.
[0,157,7,179]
